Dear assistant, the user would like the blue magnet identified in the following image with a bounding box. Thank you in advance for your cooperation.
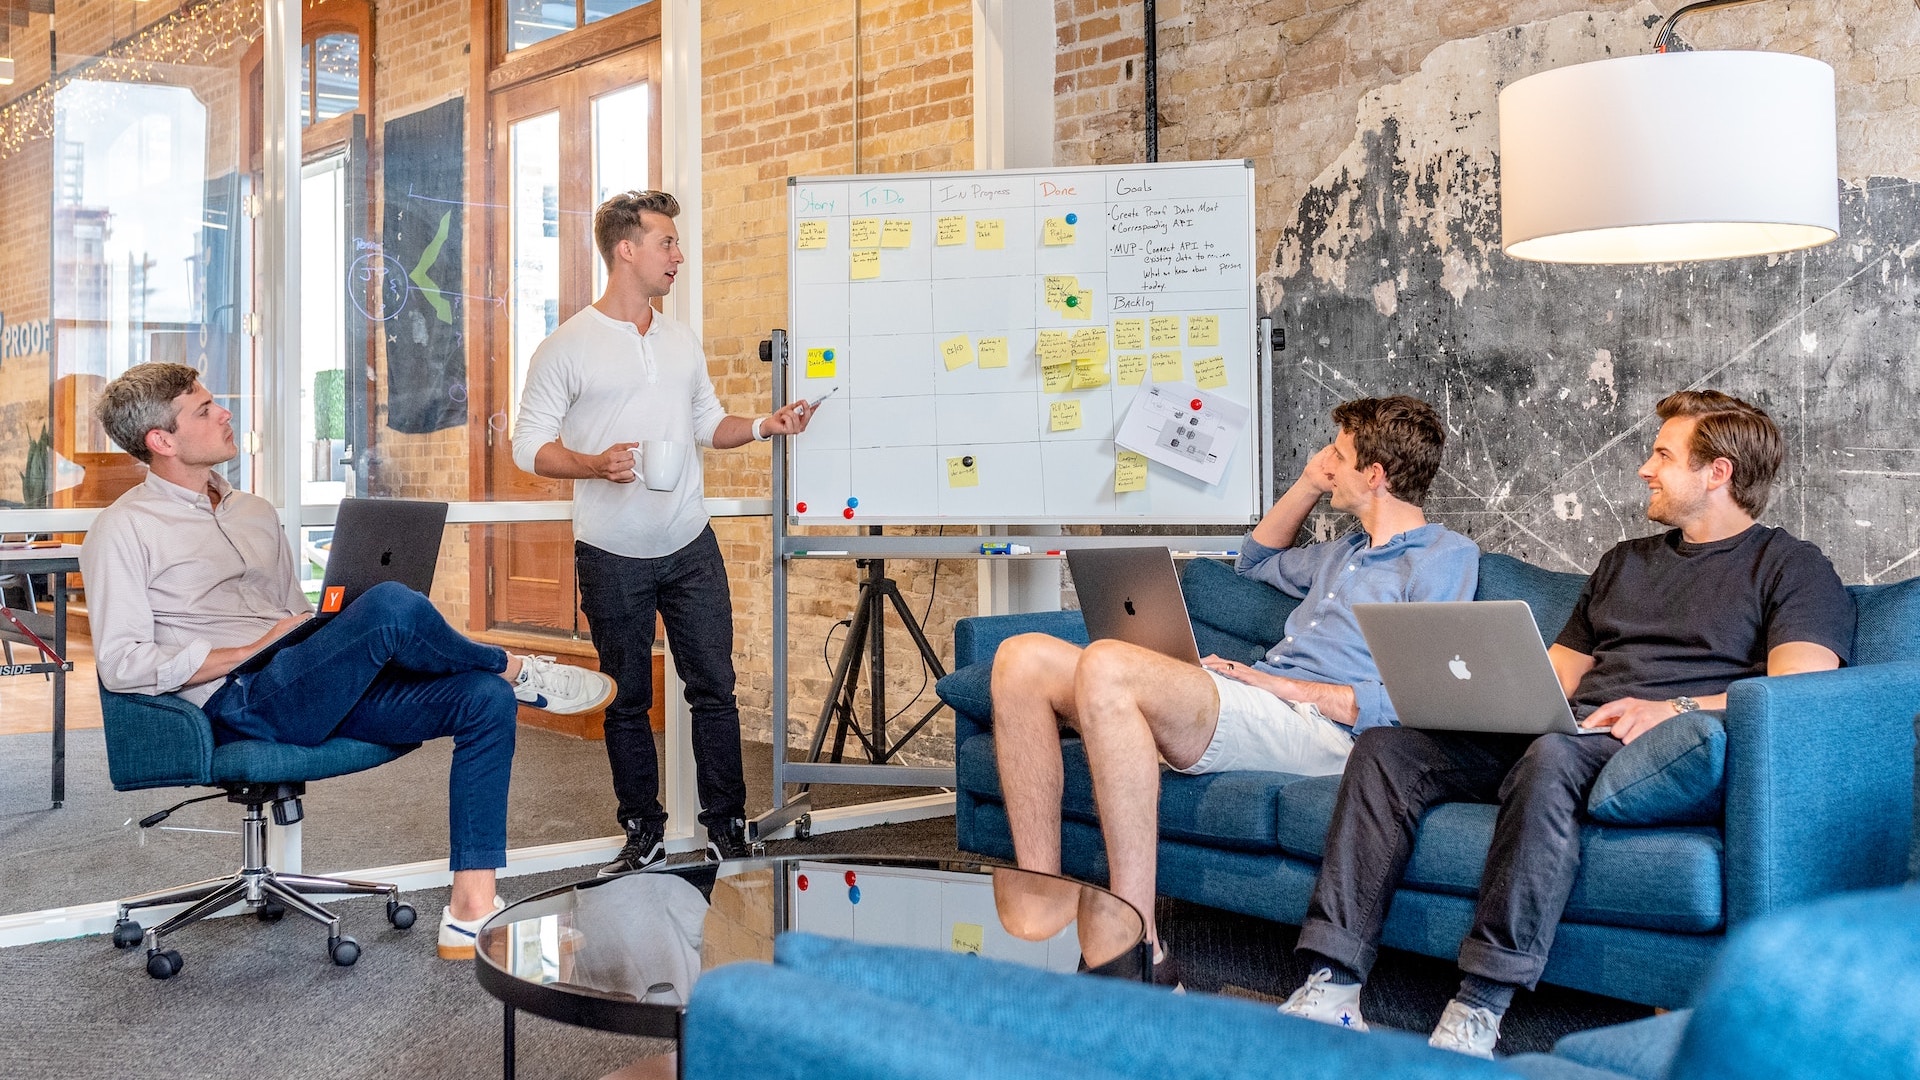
[824,349,835,360]
[848,885,862,904]
[1064,213,1078,225]
[846,496,859,509]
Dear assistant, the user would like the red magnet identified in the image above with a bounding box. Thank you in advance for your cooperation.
[797,874,810,891]
[843,507,855,519]
[796,501,808,514]
[1190,398,1203,411]
[844,870,859,886]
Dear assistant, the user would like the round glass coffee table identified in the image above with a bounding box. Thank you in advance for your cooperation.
[474,855,1148,1079]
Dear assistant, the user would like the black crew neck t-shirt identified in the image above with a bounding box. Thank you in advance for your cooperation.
[1554,524,1855,715]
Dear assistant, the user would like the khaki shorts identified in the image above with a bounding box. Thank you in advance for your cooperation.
[1172,670,1355,777]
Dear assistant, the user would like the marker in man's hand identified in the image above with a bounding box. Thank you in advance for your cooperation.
[801,385,841,415]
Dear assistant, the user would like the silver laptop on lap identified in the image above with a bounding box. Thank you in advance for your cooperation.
[1352,601,1605,736]
[1064,547,1203,666]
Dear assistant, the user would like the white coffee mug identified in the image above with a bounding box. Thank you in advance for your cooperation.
[631,440,687,491]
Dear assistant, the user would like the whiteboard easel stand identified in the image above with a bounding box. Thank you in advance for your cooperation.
[748,318,1279,844]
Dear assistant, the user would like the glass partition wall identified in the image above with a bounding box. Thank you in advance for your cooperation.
[0,0,668,920]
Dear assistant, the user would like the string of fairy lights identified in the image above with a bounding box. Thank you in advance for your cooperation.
[0,0,263,160]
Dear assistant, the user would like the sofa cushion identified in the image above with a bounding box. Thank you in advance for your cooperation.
[1849,576,1920,667]
[955,732,1296,853]
[935,660,995,729]
[1587,710,1727,826]
[1180,556,1297,664]
[1271,775,1725,933]
[1474,551,1589,644]
[1550,1010,1693,1080]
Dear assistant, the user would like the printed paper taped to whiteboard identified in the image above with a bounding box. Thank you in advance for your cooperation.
[1113,382,1248,487]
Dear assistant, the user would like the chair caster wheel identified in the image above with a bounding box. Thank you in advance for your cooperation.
[330,936,360,966]
[257,900,286,923]
[387,901,416,930]
[146,949,183,979]
[112,920,144,949]
[794,814,813,840]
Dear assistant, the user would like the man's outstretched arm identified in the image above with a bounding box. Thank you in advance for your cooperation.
[1200,656,1358,726]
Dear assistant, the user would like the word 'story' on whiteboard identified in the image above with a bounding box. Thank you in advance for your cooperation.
[785,160,1262,525]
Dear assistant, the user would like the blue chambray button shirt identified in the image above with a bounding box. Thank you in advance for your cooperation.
[1233,523,1480,733]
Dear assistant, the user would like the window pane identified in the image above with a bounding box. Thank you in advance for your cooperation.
[583,0,649,24]
[508,112,561,433]
[300,156,347,509]
[591,82,649,299]
[506,0,575,52]
[313,34,359,121]
[300,43,313,125]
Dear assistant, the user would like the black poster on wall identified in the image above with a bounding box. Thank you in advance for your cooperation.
[380,98,466,435]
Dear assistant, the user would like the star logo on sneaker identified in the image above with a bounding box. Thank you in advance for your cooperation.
[1340,1012,1355,1027]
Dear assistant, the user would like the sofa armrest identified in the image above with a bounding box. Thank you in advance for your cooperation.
[953,610,1088,669]
[98,688,216,791]
[1722,661,1920,924]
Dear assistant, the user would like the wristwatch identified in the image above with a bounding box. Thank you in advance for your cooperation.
[1669,696,1700,715]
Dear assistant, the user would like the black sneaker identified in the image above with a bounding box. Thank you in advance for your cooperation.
[597,820,666,877]
[705,818,751,861]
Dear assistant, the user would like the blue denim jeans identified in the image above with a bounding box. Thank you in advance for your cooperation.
[575,526,747,832]
[203,581,518,871]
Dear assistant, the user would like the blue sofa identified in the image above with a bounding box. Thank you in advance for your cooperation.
[681,884,1920,1080]
[937,552,1920,1007]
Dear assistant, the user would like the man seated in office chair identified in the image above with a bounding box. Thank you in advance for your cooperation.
[80,362,617,960]
[990,396,1480,985]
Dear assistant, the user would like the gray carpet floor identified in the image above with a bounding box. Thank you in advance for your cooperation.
[0,728,929,914]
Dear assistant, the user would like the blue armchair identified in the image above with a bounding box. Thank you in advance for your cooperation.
[100,686,420,979]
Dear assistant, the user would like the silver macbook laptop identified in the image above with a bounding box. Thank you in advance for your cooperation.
[1064,547,1202,666]
[230,498,449,676]
[1352,601,1606,736]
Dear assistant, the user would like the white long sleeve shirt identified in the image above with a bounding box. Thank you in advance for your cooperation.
[511,305,728,559]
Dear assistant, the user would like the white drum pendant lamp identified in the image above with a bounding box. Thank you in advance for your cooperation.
[1499,50,1838,264]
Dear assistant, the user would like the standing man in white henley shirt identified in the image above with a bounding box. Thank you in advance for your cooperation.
[513,190,813,872]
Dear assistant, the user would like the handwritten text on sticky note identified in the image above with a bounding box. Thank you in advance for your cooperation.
[850,250,881,280]
[1115,450,1148,493]
[881,219,913,248]
[849,218,881,248]
[1149,316,1182,347]
[1114,319,1147,351]
[946,456,979,488]
[974,219,1005,249]
[1041,360,1073,394]
[1116,353,1146,385]
[1049,399,1082,432]
[1036,330,1071,365]
[951,922,984,954]
[1188,315,1220,347]
[1193,356,1229,389]
[936,215,966,246]
[941,335,975,372]
[977,337,1009,368]
[1072,357,1109,389]
[806,348,836,379]
[1150,350,1182,382]
[1043,218,1077,246]
[797,220,828,250]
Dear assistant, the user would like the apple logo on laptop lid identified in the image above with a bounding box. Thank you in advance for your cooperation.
[1449,655,1472,680]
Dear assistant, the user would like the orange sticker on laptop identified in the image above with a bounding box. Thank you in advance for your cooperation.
[321,586,346,613]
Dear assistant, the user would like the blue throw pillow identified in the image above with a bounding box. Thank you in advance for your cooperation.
[1587,710,1727,826]
[935,660,995,727]
[1848,575,1920,667]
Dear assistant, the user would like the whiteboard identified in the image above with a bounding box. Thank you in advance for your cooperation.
[785,161,1262,525]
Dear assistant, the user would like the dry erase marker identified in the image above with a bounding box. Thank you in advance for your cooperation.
[804,386,841,412]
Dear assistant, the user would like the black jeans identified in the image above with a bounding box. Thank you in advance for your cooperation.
[1296,726,1622,989]
[575,527,746,832]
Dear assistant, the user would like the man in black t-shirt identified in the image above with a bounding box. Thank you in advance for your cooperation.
[1275,390,1856,1057]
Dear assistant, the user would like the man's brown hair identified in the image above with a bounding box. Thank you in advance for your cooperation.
[1329,395,1447,507]
[1654,389,1784,517]
[593,189,680,268]
[95,362,203,465]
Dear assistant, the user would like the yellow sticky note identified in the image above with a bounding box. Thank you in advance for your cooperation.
[797,220,828,250]
[946,456,980,488]
[1049,399,1082,432]
[806,347,836,379]
[1036,330,1072,364]
[1188,315,1220,347]
[974,219,1005,249]
[881,219,913,248]
[1116,353,1146,386]
[849,218,881,249]
[1041,359,1073,393]
[1072,356,1109,389]
[1149,316,1182,347]
[1115,449,1148,493]
[1070,327,1108,361]
[1043,217,1077,245]
[1114,319,1147,351]
[1151,350,1183,382]
[978,337,1009,368]
[937,215,967,246]
[1065,290,1094,320]
[1043,275,1077,311]
[850,249,881,280]
[951,922,984,955]
[1193,356,1229,390]
[940,335,975,372]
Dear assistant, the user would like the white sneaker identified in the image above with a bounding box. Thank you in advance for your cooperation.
[513,655,615,715]
[1428,999,1501,1058]
[437,896,506,960]
[1278,968,1369,1032]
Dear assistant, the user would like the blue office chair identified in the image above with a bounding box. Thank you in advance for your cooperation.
[99,686,421,979]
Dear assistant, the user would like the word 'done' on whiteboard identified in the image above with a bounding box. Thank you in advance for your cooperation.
[786,160,1262,526]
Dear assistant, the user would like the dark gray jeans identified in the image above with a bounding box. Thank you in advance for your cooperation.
[1296,726,1622,989]
[576,527,747,832]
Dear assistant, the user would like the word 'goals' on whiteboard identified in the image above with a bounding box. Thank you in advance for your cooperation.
[786,160,1262,526]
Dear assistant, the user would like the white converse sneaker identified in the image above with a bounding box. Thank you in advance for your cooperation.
[1278,968,1369,1031]
[1428,999,1501,1058]
[513,655,615,715]
[437,896,506,960]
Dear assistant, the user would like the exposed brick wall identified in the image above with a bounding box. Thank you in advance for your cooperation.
[702,0,975,760]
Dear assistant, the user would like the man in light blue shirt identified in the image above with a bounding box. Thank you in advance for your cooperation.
[991,396,1478,981]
